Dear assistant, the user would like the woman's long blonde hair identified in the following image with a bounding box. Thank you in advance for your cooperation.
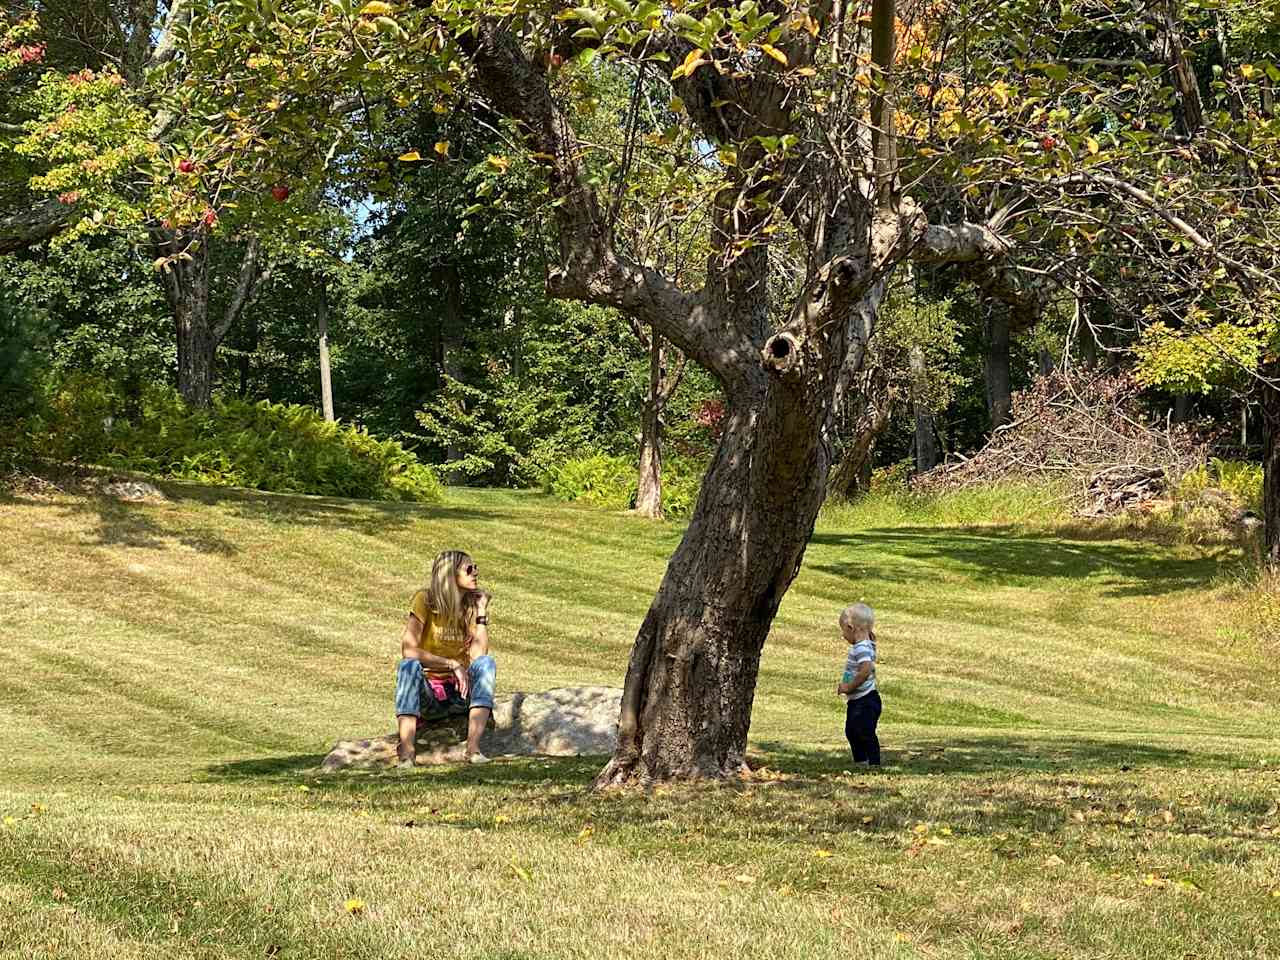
[426,550,472,632]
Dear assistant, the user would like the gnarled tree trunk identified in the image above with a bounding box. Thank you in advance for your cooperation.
[597,373,833,784]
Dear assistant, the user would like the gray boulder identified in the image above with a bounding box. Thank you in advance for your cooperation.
[321,686,621,771]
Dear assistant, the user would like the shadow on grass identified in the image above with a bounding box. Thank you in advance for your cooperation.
[751,734,1245,777]
[205,753,333,780]
[0,477,501,551]
[204,729,1244,789]
[810,527,1226,597]
[200,738,1279,859]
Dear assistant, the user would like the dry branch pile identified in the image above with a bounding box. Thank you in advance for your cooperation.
[914,373,1207,516]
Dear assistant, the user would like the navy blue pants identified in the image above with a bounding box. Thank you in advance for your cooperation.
[845,690,882,765]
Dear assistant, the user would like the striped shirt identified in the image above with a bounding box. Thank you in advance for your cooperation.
[841,638,877,700]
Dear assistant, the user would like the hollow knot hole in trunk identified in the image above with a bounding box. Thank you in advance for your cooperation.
[763,332,800,374]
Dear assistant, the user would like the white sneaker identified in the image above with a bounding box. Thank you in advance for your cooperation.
[465,752,491,765]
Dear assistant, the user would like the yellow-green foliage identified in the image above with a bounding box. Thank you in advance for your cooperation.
[1176,458,1263,512]
[544,452,703,518]
[1133,321,1262,395]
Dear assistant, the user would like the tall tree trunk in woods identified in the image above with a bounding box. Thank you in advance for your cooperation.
[1260,362,1280,566]
[635,333,665,519]
[984,308,1012,429]
[238,306,259,398]
[909,344,938,472]
[166,240,215,407]
[1153,0,1204,136]
[156,230,271,408]
[436,264,465,483]
[317,279,335,423]
[1172,394,1191,423]
[1075,297,1098,367]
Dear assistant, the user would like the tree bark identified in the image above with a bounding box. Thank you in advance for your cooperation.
[596,372,832,785]
[984,307,1012,429]
[909,344,938,472]
[318,278,335,423]
[1172,393,1191,423]
[0,200,78,255]
[164,241,215,408]
[436,264,465,483]
[1153,0,1204,137]
[1261,361,1280,566]
[635,333,664,520]
[157,231,270,408]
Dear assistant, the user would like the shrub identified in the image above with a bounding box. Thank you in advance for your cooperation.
[545,452,636,511]
[544,451,707,519]
[14,375,443,503]
[1175,458,1261,512]
[0,287,53,471]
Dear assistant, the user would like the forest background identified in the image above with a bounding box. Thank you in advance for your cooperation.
[0,0,1275,552]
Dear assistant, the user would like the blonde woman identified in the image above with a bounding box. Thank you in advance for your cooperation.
[394,550,497,766]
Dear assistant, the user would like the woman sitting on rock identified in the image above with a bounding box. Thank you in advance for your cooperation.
[394,550,496,767]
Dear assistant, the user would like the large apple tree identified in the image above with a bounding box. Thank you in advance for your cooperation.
[172,0,1280,782]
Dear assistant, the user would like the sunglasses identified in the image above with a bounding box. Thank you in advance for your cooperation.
[460,563,478,576]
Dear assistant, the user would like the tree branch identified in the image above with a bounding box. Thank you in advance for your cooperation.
[214,236,268,346]
[0,199,77,254]
[460,21,756,385]
[1064,171,1272,285]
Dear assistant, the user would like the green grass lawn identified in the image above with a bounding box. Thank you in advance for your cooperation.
[2,482,1278,959]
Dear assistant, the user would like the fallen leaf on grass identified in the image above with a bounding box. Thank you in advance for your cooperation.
[577,825,594,842]
[2,816,16,828]
[493,814,511,825]
[344,898,365,915]
[861,816,873,824]
[1043,855,1065,867]
[734,874,756,884]
[30,804,46,814]
[510,860,532,882]
[913,823,929,835]
[814,849,833,859]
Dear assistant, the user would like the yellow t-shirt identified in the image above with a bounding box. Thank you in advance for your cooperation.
[409,590,468,679]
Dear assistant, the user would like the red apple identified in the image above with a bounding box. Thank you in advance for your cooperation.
[271,183,290,202]
[1040,136,1056,151]
[178,159,195,173]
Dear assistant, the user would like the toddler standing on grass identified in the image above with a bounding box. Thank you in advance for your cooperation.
[836,603,882,767]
